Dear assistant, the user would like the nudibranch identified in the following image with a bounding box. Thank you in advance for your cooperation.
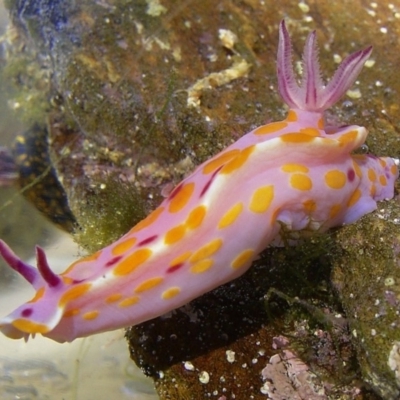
[0,21,397,343]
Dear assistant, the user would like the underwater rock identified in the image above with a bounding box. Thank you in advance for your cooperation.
[331,201,400,400]
[127,242,374,399]
[12,124,77,232]
[0,147,17,186]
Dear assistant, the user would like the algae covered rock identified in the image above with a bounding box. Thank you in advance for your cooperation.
[332,200,400,400]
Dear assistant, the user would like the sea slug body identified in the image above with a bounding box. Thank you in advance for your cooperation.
[0,21,397,342]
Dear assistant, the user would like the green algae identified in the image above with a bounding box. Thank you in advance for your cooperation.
[331,200,400,399]
[71,176,146,252]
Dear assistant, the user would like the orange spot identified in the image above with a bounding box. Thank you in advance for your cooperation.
[338,130,358,146]
[203,149,240,174]
[186,205,207,229]
[220,146,255,174]
[164,224,186,244]
[370,185,376,197]
[368,169,377,182]
[329,204,342,219]
[317,118,324,129]
[379,175,387,186]
[218,202,243,229]
[281,133,315,143]
[61,251,101,275]
[12,319,50,334]
[290,174,313,191]
[59,283,92,307]
[170,251,192,266]
[63,309,80,317]
[190,259,214,274]
[379,159,387,168]
[286,110,298,122]
[81,251,101,263]
[105,293,123,303]
[62,277,73,284]
[113,248,152,276]
[118,296,140,308]
[231,249,255,269]
[325,170,346,189]
[281,163,309,173]
[168,183,195,213]
[134,277,164,293]
[254,121,288,135]
[130,207,164,233]
[299,127,320,137]
[347,189,362,207]
[352,160,362,178]
[162,287,181,300]
[249,186,274,213]
[303,199,317,213]
[61,262,80,276]
[82,310,99,320]
[111,237,137,256]
[391,164,398,175]
[28,287,45,303]
[190,239,223,263]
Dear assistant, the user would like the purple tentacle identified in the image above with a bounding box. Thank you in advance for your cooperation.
[277,20,372,112]
[36,246,62,287]
[0,240,39,287]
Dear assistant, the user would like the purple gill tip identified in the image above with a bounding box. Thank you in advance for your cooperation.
[277,20,372,112]
[321,45,373,108]
[35,246,62,287]
[277,20,300,109]
[0,240,39,286]
[302,28,323,110]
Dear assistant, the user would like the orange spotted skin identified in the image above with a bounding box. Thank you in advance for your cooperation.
[0,21,397,342]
